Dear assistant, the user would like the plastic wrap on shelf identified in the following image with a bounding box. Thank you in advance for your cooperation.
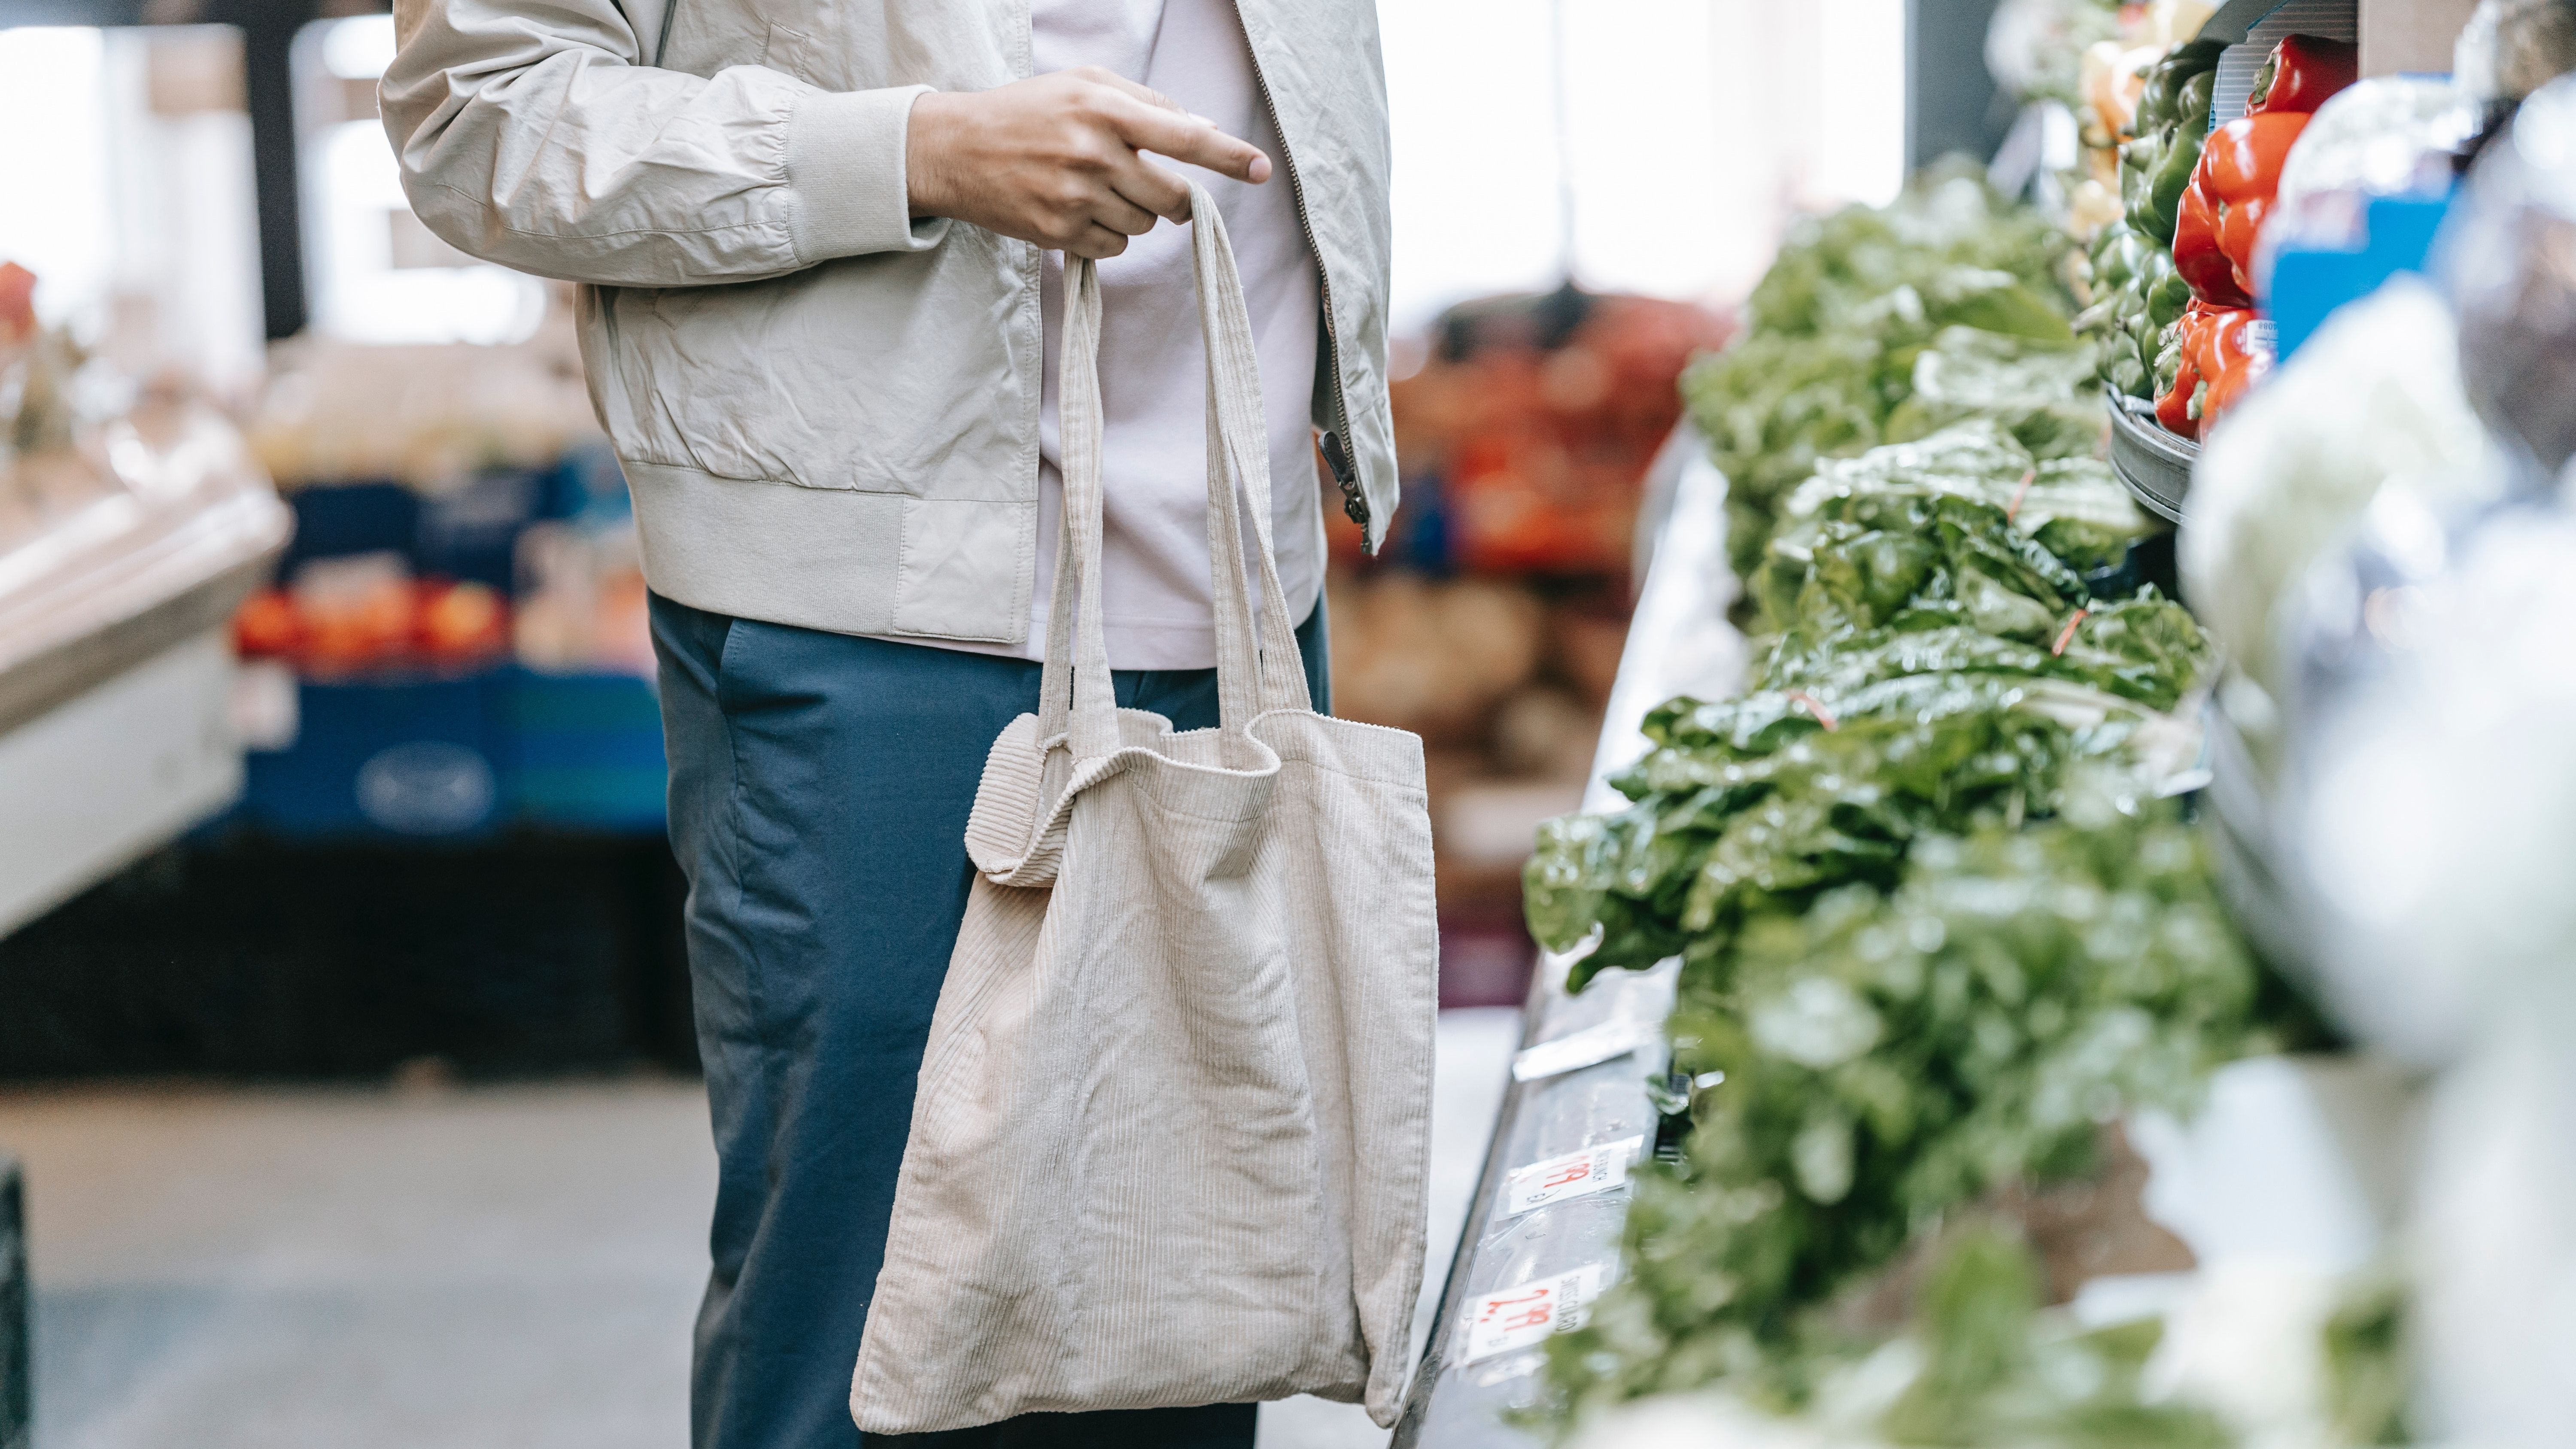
[2270,78,2476,225]
[2250,75,2576,1048]
[2443,73,2576,483]
[2453,0,2576,109]
[2255,74,2476,361]
[2284,507,2576,1442]
[2186,70,2576,1447]
[2181,276,2494,704]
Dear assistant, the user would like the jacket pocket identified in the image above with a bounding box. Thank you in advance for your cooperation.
[890,498,1030,642]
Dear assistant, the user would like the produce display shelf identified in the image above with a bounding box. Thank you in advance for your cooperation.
[2108,390,2197,523]
[1394,439,1742,1447]
[0,486,288,737]
[0,478,293,933]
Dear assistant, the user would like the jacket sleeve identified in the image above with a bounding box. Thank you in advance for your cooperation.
[380,0,948,286]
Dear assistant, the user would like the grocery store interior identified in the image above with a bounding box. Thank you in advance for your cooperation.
[3,0,2570,1444]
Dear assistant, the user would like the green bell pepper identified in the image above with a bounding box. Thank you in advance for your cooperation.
[2121,39,2226,246]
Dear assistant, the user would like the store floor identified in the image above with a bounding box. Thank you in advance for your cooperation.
[0,1008,1519,1449]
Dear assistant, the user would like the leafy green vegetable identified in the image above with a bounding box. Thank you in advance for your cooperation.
[2321,1267,2413,1446]
[1689,330,1908,580]
[1528,424,2210,990]
[1884,329,2105,462]
[1540,799,2266,1421]
[1776,422,2144,559]
[1753,422,2155,634]
[1687,173,2088,581]
[1744,170,2075,340]
[1522,163,2266,1446]
[1876,1228,2232,1449]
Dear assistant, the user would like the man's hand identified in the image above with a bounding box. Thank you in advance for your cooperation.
[905,67,1272,259]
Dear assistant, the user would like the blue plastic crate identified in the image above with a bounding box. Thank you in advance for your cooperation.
[237,672,510,838]
[274,481,418,582]
[503,669,668,832]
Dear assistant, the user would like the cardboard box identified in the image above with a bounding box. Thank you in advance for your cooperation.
[2363,0,2481,76]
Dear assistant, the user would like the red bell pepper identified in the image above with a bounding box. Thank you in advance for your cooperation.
[2246,34,2358,117]
[2172,179,2251,309]
[2173,112,2311,307]
[2156,302,2266,440]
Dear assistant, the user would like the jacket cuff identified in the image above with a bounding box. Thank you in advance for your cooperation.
[785,83,950,262]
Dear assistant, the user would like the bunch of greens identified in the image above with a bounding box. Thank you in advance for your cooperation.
[1540,799,2265,1430]
[1884,329,2106,461]
[1754,420,2154,628]
[1741,173,2075,340]
[1864,1227,2229,1449]
[1687,173,2087,580]
[1527,425,2204,990]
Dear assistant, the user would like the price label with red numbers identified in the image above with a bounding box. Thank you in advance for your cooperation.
[1501,1136,1644,1217]
[1460,1264,1607,1363]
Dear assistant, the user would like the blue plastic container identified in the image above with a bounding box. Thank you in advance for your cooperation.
[238,673,510,838]
[2266,191,2454,361]
[503,669,668,832]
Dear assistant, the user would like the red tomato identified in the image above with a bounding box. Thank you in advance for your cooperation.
[231,588,302,658]
[416,581,510,665]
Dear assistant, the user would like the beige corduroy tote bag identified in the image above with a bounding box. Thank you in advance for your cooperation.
[849,185,1439,1434]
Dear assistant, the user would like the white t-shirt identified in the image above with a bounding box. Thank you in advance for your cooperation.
[903,0,1327,671]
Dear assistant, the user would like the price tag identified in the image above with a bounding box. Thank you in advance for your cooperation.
[1502,1136,1644,1216]
[1460,1264,1607,1363]
[1510,1019,1649,1082]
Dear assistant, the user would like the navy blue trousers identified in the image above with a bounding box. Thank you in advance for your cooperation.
[650,592,1328,1449]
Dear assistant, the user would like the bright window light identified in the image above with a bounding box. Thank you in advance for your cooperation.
[0,27,112,327]
[1812,0,1909,210]
[301,16,545,346]
[322,13,396,81]
[1378,0,1911,324]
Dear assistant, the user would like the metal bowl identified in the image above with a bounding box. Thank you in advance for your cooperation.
[2108,390,2197,523]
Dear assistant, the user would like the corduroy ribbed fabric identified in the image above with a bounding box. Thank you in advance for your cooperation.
[650,590,1324,1449]
[851,191,1437,1433]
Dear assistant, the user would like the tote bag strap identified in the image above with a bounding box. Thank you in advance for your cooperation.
[1187,181,1313,727]
[1036,258,1120,760]
[1037,182,1313,758]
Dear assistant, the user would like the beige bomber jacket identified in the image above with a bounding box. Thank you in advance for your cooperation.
[380,0,1394,646]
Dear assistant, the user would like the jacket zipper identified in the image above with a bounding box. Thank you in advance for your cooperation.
[1232,0,1369,536]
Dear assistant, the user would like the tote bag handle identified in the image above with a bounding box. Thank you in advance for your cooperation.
[1036,181,1314,760]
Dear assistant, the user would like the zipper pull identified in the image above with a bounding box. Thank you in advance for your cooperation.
[1320,430,1368,527]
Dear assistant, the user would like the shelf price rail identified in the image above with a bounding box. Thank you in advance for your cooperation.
[1395,436,1741,1446]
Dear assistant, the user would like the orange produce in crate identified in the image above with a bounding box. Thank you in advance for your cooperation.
[231,587,302,658]
[416,580,512,666]
[1378,289,1731,576]
[294,561,418,675]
